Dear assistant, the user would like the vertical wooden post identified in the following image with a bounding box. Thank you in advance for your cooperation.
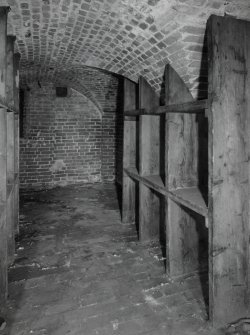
[165,64,204,277]
[14,53,20,235]
[138,77,160,242]
[6,36,16,265]
[208,15,250,327]
[0,6,9,303]
[122,78,137,224]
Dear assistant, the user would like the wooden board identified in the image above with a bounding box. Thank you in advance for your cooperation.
[14,53,20,235]
[125,167,207,218]
[0,108,7,304]
[0,207,7,303]
[139,77,160,176]
[122,78,137,224]
[165,64,207,277]
[6,36,15,265]
[124,99,208,116]
[139,77,161,242]
[125,167,165,195]
[166,201,206,276]
[0,7,8,304]
[165,65,198,189]
[125,167,207,217]
[170,187,208,217]
[208,15,250,326]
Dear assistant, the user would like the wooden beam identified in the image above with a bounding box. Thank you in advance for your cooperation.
[6,36,15,265]
[124,99,208,116]
[122,78,137,224]
[208,15,250,327]
[139,77,161,242]
[0,108,7,302]
[165,64,206,278]
[14,53,20,235]
[0,6,9,303]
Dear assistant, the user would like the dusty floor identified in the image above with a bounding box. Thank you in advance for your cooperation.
[0,183,224,335]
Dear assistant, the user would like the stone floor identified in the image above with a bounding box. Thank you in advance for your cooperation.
[0,183,224,335]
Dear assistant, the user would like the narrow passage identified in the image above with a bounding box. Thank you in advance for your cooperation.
[2,184,220,335]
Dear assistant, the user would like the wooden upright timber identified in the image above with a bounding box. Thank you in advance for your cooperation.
[139,77,161,242]
[14,53,20,235]
[0,6,9,303]
[208,15,250,327]
[165,64,207,278]
[6,36,16,265]
[122,78,137,224]
[124,99,208,116]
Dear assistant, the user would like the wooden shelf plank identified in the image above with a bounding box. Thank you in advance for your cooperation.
[169,187,208,217]
[0,95,18,114]
[142,175,165,195]
[124,167,140,181]
[124,168,208,217]
[124,99,208,116]
[124,168,165,194]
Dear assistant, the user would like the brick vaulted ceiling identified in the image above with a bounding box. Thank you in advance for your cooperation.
[0,0,250,98]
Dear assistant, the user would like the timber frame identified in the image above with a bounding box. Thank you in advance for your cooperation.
[0,7,20,305]
[122,15,250,327]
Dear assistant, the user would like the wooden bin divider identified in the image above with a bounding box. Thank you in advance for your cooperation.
[0,6,9,303]
[6,35,16,265]
[121,14,250,328]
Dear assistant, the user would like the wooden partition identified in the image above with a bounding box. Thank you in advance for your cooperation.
[6,36,16,264]
[165,64,207,278]
[0,6,9,303]
[122,78,137,224]
[0,6,19,303]
[138,77,161,242]
[122,14,250,327]
[123,76,165,243]
[208,15,250,326]
[14,53,20,235]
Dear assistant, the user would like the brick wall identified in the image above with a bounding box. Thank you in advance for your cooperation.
[20,78,124,189]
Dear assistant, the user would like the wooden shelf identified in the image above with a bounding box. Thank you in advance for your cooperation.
[124,168,166,195]
[125,168,208,217]
[124,99,208,116]
[124,167,139,180]
[168,187,208,217]
[124,168,208,217]
[142,175,165,195]
[122,16,250,325]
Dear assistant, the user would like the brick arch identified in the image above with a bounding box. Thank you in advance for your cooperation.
[20,68,104,116]
[4,0,250,99]
[54,80,103,117]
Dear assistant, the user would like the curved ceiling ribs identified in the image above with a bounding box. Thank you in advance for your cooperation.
[1,0,250,98]
[20,66,104,115]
